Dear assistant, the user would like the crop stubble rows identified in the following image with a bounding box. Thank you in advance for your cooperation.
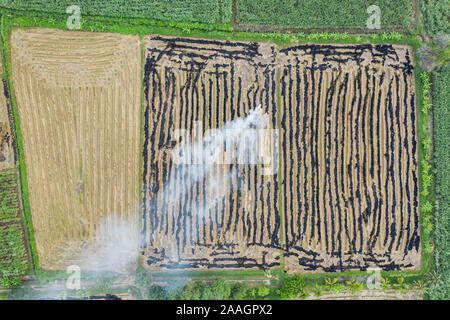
[0,64,16,170]
[279,44,421,272]
[10,29,141,269]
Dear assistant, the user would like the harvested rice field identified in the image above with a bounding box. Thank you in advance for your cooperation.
[279,44,421,272]
[10,28,141,270]
[141,36,281,270]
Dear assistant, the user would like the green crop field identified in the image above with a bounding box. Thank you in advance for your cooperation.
[0,169,29,280]
[236,0,414,29]
[0,0,233,24]
[420,0,450,35]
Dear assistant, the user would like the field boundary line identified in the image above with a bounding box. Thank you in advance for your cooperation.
[0,19,40,274]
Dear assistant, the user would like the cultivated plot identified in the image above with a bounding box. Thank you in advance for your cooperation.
[0,71,16,170]
[10,28,141,269]
[279,44,421,272]
[0,168,29,279]
[141,36,281,270]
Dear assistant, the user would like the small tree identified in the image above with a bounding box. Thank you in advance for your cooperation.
[413,280,429,295]
[324,278,345,292]
[0,277,22,288]
[393,277,409,293]
[311,283,323,297]
[380,277,391,292]
[165,280,188,300]
[248,287,257,299]
[425,271,440,285]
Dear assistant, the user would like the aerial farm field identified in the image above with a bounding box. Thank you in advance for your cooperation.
[236,0,415,30]
[10,28,141,270]
[5,29,423,273]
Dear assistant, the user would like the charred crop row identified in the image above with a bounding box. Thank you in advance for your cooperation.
[141,36,281,270]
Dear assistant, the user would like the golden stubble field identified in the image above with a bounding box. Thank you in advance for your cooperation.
[10,28,141,269]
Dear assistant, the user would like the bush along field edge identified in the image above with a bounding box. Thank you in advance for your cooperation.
[0,7,445,299]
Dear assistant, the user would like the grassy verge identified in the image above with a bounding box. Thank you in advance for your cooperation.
[0,8,434,290]
[419,0,450,36]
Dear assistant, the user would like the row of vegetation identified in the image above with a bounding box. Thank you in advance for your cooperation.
[0,169,28,286]
[428,65,450,299]
[0,0,232,25]
[236,0,414,30]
